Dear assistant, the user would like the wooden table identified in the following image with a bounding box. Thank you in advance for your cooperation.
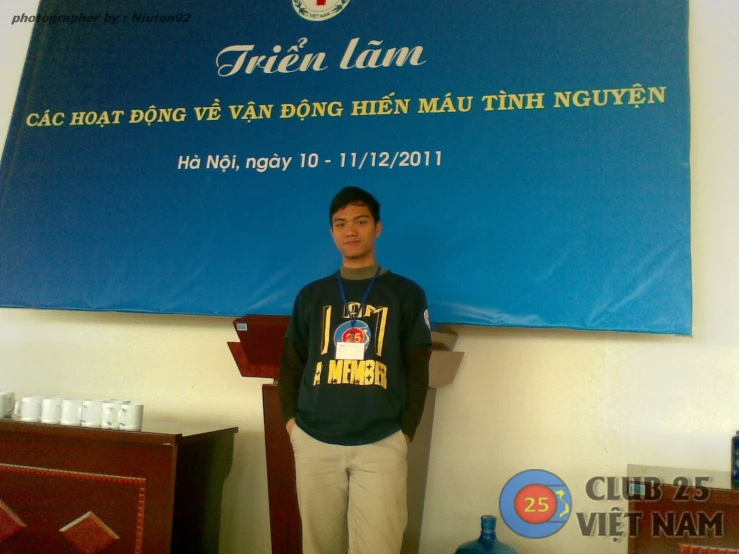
[0,419,237,553]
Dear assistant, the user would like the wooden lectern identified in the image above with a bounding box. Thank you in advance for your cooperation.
[229,314,463,554]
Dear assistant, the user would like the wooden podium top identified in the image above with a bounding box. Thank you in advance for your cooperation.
[228,314,464,387]
[228,314,289,379]
[0,418,238,445]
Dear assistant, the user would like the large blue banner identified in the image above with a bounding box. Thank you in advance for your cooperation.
[0,0,691,334]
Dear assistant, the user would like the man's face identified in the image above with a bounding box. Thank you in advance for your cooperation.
[330,202,382,267]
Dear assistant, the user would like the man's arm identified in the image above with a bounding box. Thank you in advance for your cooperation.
[278,290,309,435]
[278,338,306,434]
[401,344,430,441]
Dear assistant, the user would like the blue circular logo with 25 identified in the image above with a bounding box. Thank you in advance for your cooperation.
[500,469,572,538]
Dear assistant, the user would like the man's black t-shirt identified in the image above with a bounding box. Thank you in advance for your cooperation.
[283,270,431,446]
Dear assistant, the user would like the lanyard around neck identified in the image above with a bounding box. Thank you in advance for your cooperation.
[337,266,381,328]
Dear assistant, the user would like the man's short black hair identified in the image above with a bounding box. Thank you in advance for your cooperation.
[329,186,381,225]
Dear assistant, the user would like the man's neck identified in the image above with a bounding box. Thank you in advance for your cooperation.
[340,262,381,280]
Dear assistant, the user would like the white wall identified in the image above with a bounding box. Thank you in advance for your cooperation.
[1,2,737,552]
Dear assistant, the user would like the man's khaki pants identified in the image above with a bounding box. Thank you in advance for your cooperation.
[290,425,408,554]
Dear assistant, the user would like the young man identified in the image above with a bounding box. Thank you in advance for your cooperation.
[278,186,431,554]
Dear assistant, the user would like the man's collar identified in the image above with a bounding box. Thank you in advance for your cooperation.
[340,263,383,280]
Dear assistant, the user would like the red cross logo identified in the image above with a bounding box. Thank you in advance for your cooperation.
[293,0,348,20]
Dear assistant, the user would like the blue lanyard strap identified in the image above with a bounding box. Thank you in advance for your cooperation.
[337,266,382,328]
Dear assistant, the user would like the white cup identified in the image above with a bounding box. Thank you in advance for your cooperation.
[101,400,129,430]
[60,399,83,426]
[40,397,63,424]
[119,403,144,431]
[80,399,104,428]
[17,396,43,422]
[0,391,15,418]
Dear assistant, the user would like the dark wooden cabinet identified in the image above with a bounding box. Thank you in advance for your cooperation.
[629,483,739,554]
[0,420,236,553]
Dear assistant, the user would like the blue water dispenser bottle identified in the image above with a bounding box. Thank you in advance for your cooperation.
[455,515,519,553]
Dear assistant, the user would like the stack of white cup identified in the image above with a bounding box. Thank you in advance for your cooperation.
[7,395,144,431]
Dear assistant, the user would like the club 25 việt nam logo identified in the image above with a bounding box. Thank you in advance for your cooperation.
[292,0,351,21]
[501,470,723,543]
[500,469,572,538]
